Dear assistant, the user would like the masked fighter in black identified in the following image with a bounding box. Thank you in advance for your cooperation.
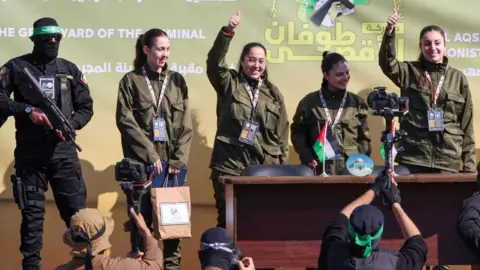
[0,17,93,270]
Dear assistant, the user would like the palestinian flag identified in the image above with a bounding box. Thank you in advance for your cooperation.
[380,120,398,160]
[313,123,341,162]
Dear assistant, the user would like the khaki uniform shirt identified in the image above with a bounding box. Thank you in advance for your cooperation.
[379,30,476,172]
[206,27,290,175]
[116,64,193,169]
[291,89,371,175]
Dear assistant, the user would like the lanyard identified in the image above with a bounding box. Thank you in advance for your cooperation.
[141,66,168,116]
[424,68,446,107]
[318,90,348,126]
[242,77,263,118]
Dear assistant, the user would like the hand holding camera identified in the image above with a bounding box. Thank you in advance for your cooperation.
[371,171,402,208]
[238,257,255,270]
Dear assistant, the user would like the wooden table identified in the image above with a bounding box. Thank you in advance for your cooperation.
[219,174,478,269]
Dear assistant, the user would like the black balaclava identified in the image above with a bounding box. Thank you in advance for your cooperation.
[30,17,62,62]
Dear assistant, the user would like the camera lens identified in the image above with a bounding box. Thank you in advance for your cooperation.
[230,249,244,269]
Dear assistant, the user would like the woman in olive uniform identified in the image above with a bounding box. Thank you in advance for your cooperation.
[115,28,193,270]
[379,9,476,175]
[206,11,290,229]
[291,51,371,176]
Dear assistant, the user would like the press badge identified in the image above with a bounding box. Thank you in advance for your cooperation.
[238,120,258,145]
[39,76,55,99]
[152,118,168,142]
[427,108,444,132]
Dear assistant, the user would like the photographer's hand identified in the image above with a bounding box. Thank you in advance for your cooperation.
[382,184,402,209]
[370,171,391,196]
[129,207,151,238]
[238,257,255,270]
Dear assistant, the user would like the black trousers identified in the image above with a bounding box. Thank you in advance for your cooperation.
[14,156,86,270]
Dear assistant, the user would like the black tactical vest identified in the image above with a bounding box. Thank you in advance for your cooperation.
[55,58,74,118]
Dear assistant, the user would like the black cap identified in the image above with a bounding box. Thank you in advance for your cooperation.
[198,227,235,269]
[350,204,384,235]
[200,227,234,248]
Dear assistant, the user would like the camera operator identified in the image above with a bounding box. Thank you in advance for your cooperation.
[457,164,480,263]
[56,207,163,270]
[291,51,371,175]
[199,227,255,270]
[378,8,476,175]
[318,172,427,270]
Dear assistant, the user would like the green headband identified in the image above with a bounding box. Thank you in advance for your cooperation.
[348,222,384,257]
[30,26,62,38]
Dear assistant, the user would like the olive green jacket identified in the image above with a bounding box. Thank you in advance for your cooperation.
[379,30,475,172]
[291,89,371,175]
[116,64,193,169]
[206,27,290,175]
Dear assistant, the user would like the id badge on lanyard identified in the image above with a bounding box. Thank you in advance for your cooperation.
[39,76,55,99]
[425,70,445,132]
[238,78,262,145]
[141,67,169,142]
[318,90,348,127]
[153,118,168,142]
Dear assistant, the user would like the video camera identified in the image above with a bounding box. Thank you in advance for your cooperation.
[230,249,244,270]
[366,87,409,175]
[366,86,409,117]
[114,158,155,253]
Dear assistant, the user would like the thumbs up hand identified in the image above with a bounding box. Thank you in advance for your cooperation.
[228,11,241,31]
[386,8,399,34]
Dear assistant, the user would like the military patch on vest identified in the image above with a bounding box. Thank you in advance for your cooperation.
[0,66,7,81]
[81,73,88,84]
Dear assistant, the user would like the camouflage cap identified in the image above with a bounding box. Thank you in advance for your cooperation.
[63,208,114,257]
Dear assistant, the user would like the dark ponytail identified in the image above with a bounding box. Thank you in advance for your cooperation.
[132,29,168,70]
[321,50,347,89]
[133,34,146,69]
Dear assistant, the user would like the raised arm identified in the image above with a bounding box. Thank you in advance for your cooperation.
[378,8,411,88]
[206,11,241,96]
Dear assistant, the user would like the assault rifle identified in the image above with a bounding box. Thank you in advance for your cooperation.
[14,63,82,151]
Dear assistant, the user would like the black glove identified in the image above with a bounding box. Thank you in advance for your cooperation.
[382,184,401,208]
[370,171,391,197]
